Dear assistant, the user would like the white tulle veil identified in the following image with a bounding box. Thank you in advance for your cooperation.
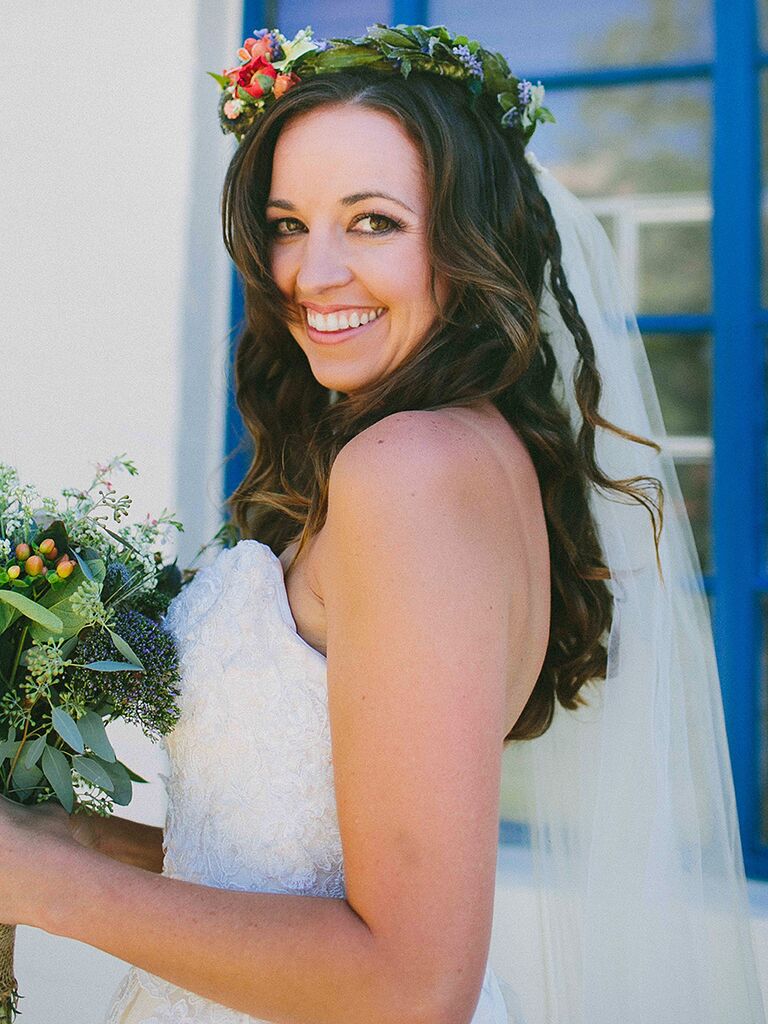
[489,150,766,1024]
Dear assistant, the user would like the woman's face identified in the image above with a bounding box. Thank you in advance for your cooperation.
[266,104,450,393]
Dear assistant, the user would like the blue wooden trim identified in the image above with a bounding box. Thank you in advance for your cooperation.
[223,0,268,509]
[521,61,712,90]
[637,314,712,333]
[392,0,429,23]
[712,0,764,876]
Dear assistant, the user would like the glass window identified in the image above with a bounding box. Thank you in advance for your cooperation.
[637,218,710,314]
[643,332,711,435]
[276,1,389,39]
[531,81,711,316]
[430,0,712,74]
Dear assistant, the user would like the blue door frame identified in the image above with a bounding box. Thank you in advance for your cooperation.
[226,0,768,878]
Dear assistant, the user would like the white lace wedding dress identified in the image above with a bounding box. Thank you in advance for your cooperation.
[103,539,511,1024]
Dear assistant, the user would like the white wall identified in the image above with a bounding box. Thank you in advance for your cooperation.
[1,3,240,1018]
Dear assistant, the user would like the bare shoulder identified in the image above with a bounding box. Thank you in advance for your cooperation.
[332,407,467,464]
[325,406,542,557]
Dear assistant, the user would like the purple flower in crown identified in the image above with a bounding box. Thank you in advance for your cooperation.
[250,27,284,62]
[518,79,533,106]
[452,44,483,78]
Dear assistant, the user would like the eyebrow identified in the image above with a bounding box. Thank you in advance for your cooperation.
[265,191,416,214]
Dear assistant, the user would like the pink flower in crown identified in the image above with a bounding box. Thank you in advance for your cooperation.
[223,52,277,99]
[274,71,301,98]
[237,35,274,62]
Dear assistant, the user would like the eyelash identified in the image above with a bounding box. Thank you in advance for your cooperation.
[266,210,406,238]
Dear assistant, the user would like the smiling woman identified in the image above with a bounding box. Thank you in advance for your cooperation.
[6,19,760,1024]
[262,104,451,390]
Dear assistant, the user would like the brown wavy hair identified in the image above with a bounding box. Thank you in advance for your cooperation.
[219,66,664,744]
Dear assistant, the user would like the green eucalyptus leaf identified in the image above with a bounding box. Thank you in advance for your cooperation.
[51,706,85,753]
[0,590,63,632]
[84,659,142,672]
[42,746,74,812]
[122,762,150,784]
[76,711,116,763]
[23,734,48,769]
[90,756,132,805]
[72,755,114,792]
[0,600,18,633]
[105,628,144,670]
[12,758,43,791]
[72,549,95,582]
[0,740,20,762]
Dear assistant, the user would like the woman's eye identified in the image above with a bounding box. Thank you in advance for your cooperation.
[268,217,303,236]
[267,212,404,237]
[353,212,403,234]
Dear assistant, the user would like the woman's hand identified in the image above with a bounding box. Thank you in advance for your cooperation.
[0,794,96,927]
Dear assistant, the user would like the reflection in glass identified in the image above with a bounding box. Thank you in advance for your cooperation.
[643,332,711,435]
[430,0,712,74]
[638,218,710,314]
[674,459,711,575]
[531,80,710,200]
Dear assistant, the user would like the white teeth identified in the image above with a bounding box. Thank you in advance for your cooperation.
[307,306,385,332]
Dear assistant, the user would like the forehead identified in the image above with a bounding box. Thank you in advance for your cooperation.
[269,105,426,204]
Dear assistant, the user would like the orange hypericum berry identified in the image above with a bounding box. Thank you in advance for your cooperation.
[7,565,20,579]
[25,555,43,576]
[15,543,30,561]
[56,560,74,579]
[39,538,56,557]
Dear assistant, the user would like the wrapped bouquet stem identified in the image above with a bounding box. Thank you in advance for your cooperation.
[0,456,187,1020]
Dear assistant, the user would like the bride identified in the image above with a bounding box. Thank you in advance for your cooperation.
[0,22,763,1024]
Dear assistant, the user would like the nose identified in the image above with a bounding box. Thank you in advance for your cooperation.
[295,226,354,296]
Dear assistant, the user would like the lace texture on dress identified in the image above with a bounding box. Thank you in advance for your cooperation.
[104,541,344,1024]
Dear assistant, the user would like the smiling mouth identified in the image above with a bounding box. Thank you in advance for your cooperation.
[304,308,387,343]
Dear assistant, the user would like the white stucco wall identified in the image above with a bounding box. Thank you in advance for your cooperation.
[1,5,767,1022]
[1,3,240,1018]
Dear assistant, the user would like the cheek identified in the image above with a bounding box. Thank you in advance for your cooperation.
[268,245,291,289]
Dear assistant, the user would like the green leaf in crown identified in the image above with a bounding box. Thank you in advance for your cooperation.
[208,22,555,144]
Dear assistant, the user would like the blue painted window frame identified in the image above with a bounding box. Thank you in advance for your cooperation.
[228,0,768,878]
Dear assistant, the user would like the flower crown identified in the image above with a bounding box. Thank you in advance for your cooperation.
[208,23,555,145]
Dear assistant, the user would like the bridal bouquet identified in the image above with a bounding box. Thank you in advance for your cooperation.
[0,456,185,1022]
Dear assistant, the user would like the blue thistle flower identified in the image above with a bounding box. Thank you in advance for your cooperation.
[69,607,181,740]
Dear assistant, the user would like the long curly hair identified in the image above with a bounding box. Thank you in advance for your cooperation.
[219,66,664,744]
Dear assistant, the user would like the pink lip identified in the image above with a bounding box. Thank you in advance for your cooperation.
[305,308,386,345]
